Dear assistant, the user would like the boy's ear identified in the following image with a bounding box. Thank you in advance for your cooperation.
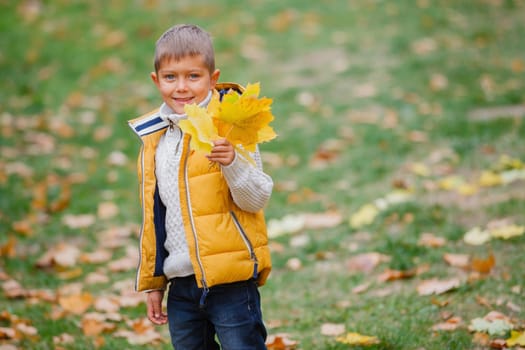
[210,69,220,88]
[150,72,159,86]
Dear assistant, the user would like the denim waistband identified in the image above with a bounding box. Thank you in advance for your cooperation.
[169,275,255,288]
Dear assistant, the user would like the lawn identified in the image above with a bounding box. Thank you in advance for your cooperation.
[1,1,525,349]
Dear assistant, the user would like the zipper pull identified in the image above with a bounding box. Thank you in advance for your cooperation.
[199,287,209,309]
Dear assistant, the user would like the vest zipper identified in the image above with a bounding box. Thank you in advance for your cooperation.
[230,210,259,279]
[182,136,209,306]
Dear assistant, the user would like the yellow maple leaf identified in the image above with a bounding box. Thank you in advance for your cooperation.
[180,103,218,153]
[479,171,503,187]
[336,332,380,345]
[463,226,491,245]
[490,224,525,240]
[507,330,525,346]
[349,204,378,229]
[181,83,277,155]
[214,82,277,151]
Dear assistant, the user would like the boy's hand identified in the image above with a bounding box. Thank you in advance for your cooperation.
[207,139,235,166]
[146,290,168,325]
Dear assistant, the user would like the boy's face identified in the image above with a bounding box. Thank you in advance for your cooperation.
[151,54,220,114]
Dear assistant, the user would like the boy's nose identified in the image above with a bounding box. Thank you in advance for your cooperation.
[175,78,188,91]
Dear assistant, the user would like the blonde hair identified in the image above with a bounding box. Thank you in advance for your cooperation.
[154,24,215,73]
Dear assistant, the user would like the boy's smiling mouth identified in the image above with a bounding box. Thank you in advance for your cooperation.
[174,97,194,104]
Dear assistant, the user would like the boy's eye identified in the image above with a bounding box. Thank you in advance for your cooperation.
[164,74,175,81]
[189,73,200,80]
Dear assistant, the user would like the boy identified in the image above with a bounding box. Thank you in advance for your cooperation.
[128,24,273,350]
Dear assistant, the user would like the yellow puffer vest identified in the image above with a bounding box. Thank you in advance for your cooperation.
[128,83,272,292]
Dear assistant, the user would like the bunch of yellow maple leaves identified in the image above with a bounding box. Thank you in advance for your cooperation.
[179,82,277,163]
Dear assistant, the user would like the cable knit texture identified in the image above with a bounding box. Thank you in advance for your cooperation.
[155,91,273,280]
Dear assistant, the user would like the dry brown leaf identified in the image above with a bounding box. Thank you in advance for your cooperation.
[320,323,345,336]
[472,332,490,346]
[0,236,17,257]
[12,220,33,237]
[416,278,461,296]
[418,233,447,247]
[2,280,27,299]
[267,9,297,32]
[0,326,17,340]
[303,211,343,230]
[431,316,462,331]
[114,318,162,345]
[36,243,80,268]
[53,333,75,346]
[475,295,493,309]
[94,297,120,313]
[81,317,115,336]
[489,338,507,349]
[62,214,96,229]
[85,272,110,285]
[377,268,416,282]
[15,323,38,337]
[443,253,470,268]
[352,282,371,294]
[346,252,389,273]
[57,267,83,280]
[471,253,495,274]
[118,291,145,308]
[80,250,112,264]
[97,202,119,219]
[58,292,93,314]
[266,333,298,349]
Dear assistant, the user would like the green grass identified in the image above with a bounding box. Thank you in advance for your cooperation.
[1,0,525,349]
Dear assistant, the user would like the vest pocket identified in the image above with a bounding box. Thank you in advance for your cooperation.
[230,211,259,279]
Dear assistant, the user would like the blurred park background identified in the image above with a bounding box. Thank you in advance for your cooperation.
[1,0,525,349]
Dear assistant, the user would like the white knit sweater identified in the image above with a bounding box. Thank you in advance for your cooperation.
[155,92,273,280]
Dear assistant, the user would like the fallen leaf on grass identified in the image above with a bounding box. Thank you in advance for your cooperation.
[468,317,513,336]
[115,317,163,345]
[36,243,81,268]
[0,326,17,340]
[2,279,27,299]
[303,211,343,230]
[479,171,503,187]
[267,211,342,238]
[58,292,93,315]
[418,233,447,247]
[320,323,345,336]
[349,204,378,229]
[80,250,113,264]
[346,252,389,273]
[352,282,371,294]
[416,278,461,296]
[81,317,116,336]
[464,227,491,245]
[53,332,75,346]
[377,268,416,282]
[0,236,17,258]
[470,253,495,274]
[266,333,298,349]
[62,214,96,229]
[443,253,470,268]
[468,311,514,336]
[97,202,119,219]
[431,316,463,331]
[507,330,525,346]
[490,224,524,240]
[336,332,380,345]
[475,295,493,309]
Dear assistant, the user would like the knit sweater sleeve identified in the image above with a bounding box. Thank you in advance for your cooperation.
[220,146,273,213]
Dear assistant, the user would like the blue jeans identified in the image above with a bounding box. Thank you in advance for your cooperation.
[167,275,267,350]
